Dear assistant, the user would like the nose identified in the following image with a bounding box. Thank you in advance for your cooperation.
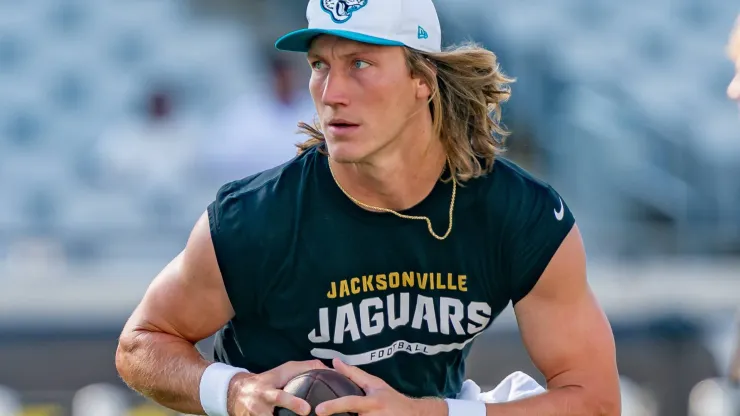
[321,69,351,108]
[728,76,740,101]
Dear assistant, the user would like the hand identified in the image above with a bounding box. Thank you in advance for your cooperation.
[315,358,447,416]
[228,360,329,416]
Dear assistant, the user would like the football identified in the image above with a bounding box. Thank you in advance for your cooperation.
[275,369,365,416]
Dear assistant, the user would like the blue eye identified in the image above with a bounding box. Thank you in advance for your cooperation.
[354,60,370,69]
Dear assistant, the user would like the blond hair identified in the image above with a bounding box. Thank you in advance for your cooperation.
[295,42,515,182]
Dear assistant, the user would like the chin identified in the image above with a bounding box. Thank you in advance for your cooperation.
[325,141,371,164]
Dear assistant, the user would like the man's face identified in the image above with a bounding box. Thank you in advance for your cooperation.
[307,36,430,163]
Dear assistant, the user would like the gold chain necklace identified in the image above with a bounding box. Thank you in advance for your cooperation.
[328,159,457,241]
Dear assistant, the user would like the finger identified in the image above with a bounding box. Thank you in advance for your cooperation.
[332,358,386,391]
[263,388,312,416]
[273,360,330,387]
[315,395,375,416]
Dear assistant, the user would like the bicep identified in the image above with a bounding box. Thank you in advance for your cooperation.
[513,225,619,392]
[123,211,235,344]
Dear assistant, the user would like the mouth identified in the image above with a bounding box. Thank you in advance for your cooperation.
[327,119,360,135]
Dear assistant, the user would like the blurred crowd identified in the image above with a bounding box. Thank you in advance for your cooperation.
[0,0,738,279]
[0,1,321,279]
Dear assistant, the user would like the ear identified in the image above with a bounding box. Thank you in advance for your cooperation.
[414,76,432,100]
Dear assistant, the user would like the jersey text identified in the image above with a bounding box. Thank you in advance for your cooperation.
[326,272,468,299]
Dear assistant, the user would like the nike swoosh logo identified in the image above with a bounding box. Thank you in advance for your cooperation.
[554,198,564,221]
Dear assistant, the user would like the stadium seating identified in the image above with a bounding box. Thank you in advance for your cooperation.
[442,0,740,257]
[0,0,262,267]
[1,0,738,265]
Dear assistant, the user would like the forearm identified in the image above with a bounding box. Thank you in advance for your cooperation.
[423,386,618,416]
[115,329,210,414]
[482,386,618,416]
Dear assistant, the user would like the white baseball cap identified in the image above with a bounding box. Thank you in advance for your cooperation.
[275,0,442,53]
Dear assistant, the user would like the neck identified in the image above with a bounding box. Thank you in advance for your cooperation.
[329,129,448,212]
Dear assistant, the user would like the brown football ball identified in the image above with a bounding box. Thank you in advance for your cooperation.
[274,369,366,416]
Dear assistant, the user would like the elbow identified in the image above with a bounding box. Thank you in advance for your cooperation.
[115,329,144,387]
[115,332,133,382]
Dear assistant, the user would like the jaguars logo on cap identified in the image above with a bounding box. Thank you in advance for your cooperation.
[321,0,369,23]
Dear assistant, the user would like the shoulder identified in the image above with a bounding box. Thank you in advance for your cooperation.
[475,156,566,217]
[207,146,324,252]
[490,157,556,193]
[205,147,323,299]
[209,146,320,221]
[472,157,577,304]
[473,155,576,255]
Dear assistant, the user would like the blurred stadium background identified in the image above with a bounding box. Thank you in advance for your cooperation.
[1,0,739,415]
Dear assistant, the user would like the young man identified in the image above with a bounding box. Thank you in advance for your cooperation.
[115,0,621,415]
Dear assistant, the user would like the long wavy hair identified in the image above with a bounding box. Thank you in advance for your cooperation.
[295,42,515,182]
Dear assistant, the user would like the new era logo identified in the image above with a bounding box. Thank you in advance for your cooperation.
[417,26,428,39]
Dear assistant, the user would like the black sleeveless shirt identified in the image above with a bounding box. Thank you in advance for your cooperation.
[208,145,574,398]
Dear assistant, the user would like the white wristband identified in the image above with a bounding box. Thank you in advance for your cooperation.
[444,398,487,416]
[199,362,249,416]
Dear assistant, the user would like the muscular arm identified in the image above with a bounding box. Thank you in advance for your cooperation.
[115,212,235,414]
[483,225,621,415]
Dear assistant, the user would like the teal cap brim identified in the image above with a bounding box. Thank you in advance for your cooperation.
[275,29,405,52]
